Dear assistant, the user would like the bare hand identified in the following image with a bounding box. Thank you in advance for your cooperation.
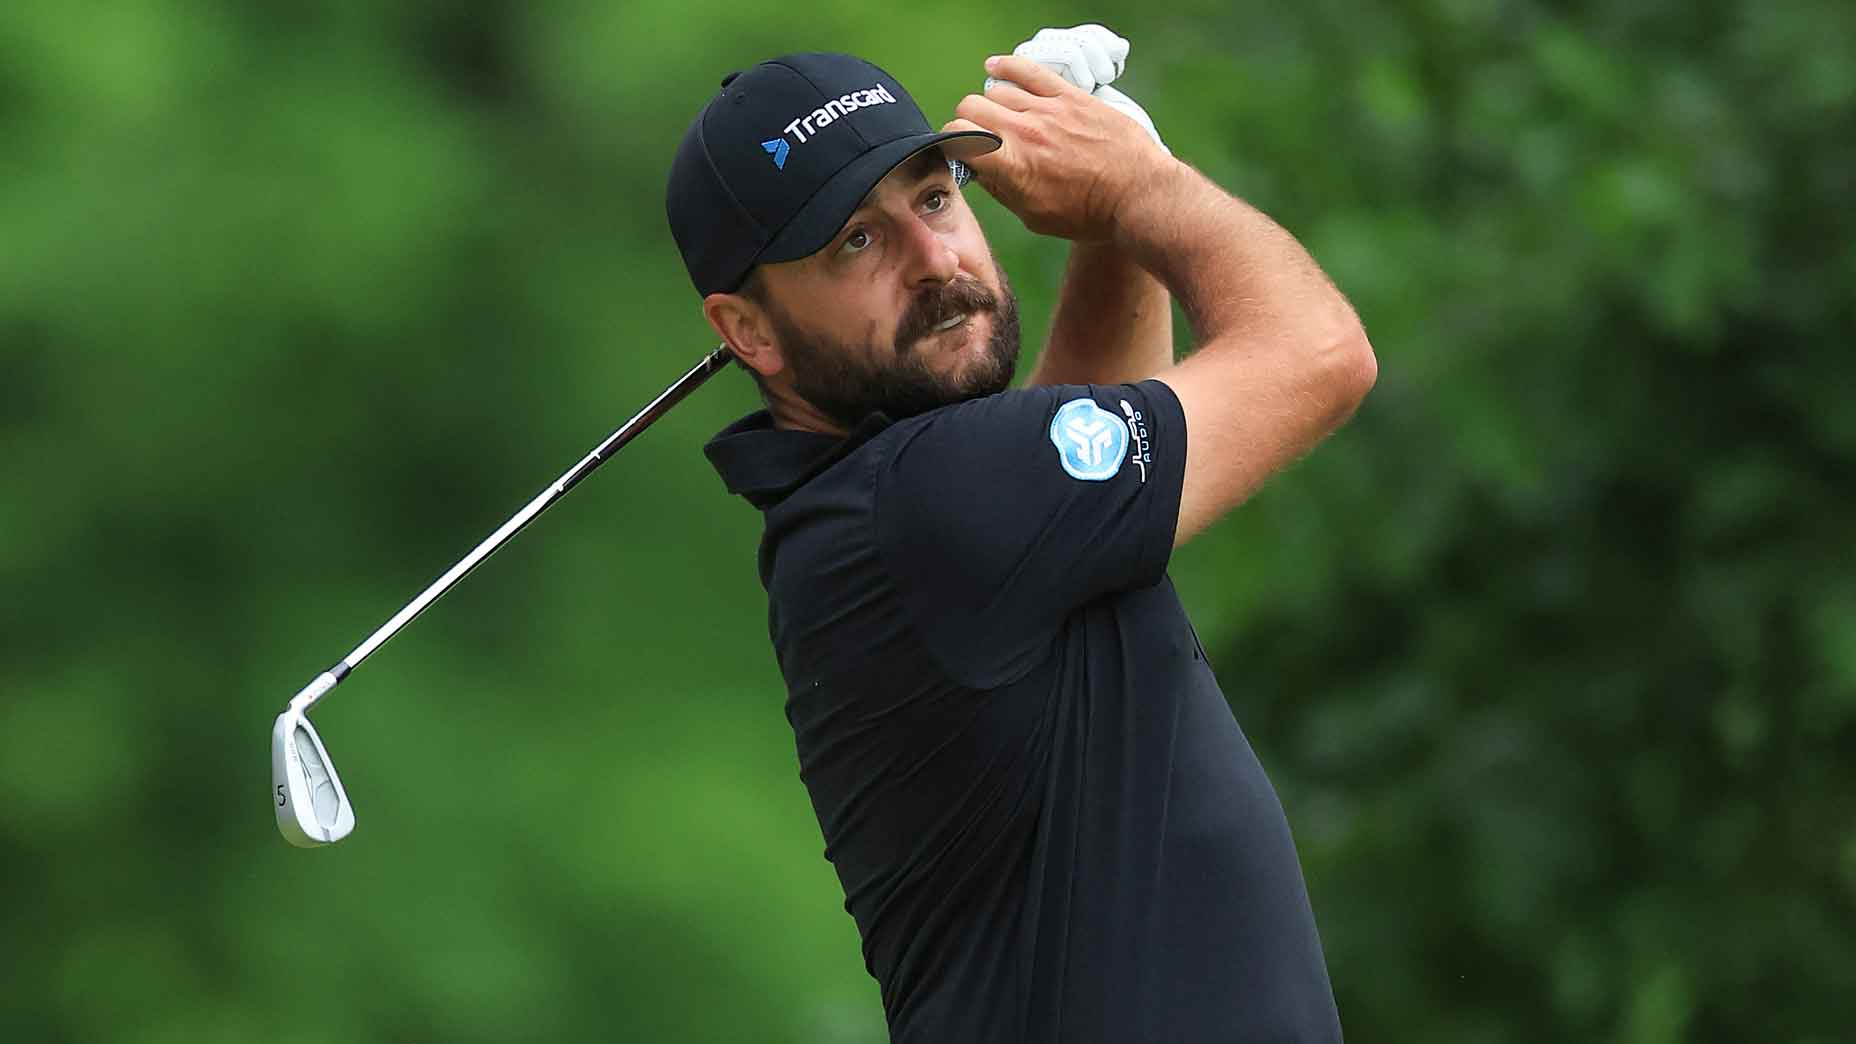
[942,55,1170,242]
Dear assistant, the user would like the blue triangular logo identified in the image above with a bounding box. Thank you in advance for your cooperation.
[761,138,790,170]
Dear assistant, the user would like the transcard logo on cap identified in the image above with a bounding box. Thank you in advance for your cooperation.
[761,83,900,169]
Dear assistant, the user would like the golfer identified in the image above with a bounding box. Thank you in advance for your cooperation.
[667,34,1373,1043]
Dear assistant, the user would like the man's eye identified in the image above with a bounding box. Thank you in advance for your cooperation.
[923,190,948,213]
[841,229,871,254]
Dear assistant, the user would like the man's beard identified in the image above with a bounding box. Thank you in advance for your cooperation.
[764,268,1021,431]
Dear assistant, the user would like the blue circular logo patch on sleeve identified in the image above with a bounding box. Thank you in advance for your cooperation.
[1048,398,1131,481]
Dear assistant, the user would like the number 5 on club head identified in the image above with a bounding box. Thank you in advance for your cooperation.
[272,672,355,847]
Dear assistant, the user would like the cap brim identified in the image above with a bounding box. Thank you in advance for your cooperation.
[755,130,1001,268]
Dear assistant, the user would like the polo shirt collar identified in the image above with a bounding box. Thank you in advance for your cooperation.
[703,409,892,510]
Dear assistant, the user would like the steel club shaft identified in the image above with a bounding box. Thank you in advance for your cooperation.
[293,345,734,712]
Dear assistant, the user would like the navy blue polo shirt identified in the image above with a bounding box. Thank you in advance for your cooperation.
[705,379,1341,1043]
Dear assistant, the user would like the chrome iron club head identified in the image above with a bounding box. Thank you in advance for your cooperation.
[273,672,355,846]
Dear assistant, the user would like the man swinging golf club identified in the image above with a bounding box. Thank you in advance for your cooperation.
[273,21,1371,1041]
[675,24,1375,1044]
[270,16,1374,1041]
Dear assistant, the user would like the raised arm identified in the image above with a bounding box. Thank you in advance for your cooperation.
[1027,242,1173,386]
[990,26,1176,387]
[1114,162,1374,544]
[948,55,1375,547]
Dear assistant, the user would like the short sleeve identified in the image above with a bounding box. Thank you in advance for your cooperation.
[873,379,1188,689]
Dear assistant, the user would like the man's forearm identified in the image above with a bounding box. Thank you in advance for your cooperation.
[1027,242,1174,386]
[1113,159,1359,356]
[1113,157,1373,544]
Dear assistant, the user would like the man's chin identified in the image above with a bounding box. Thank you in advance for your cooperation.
[782,294,1019,426]
[956,316,1019,400]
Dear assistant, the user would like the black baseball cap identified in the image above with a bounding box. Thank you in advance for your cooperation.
[666,52,1001,297]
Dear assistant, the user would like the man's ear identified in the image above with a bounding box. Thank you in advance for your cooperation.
[702,292,785,380]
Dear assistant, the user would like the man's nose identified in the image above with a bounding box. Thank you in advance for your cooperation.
[898,212,960,286]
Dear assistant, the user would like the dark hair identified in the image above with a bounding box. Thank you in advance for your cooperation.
[735,266,770,306]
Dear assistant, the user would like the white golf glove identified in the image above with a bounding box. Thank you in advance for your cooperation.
[983,23,1170,155]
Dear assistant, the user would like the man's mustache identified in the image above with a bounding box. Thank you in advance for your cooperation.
[896,278,997,355]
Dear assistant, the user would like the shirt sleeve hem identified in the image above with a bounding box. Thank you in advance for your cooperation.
[1130,377,1188,588]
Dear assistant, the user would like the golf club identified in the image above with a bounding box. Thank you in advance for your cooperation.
[273,345,735,846]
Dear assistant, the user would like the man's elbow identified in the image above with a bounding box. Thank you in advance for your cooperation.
[1319,314,1376,426]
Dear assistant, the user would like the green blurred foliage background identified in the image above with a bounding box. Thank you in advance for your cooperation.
[3,0,1852,1040]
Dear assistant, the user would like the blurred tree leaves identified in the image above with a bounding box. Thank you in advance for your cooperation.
[2,0,1851,1041]
[1169,3,1856,1042]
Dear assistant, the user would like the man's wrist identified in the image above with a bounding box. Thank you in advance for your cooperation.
[1108,155,1193,258]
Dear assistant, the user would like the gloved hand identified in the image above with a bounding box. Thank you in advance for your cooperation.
[983,23,1169,155]
[947,55,1165,241]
